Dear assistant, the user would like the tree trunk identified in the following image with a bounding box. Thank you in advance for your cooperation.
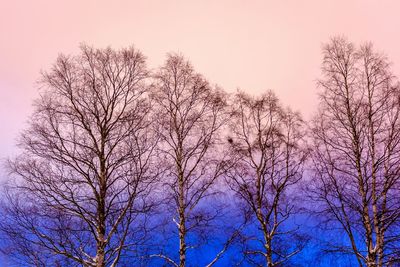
[178,171,186,267]
[266,238,273,267]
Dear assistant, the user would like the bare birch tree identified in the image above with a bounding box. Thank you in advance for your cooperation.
[309,37,400,267]
[226,91,308,267]
[149,54,230,267]
[0,45,158,267]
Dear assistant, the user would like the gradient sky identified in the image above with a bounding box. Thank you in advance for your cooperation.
[1,0,400,170]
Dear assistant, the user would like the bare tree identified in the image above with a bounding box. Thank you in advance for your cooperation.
[149,54,230,267]
[309,37,400,267]
[226,91,308,267]
[0,45,158,267]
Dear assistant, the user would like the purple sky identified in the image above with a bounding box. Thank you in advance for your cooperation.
[1,0,400,166]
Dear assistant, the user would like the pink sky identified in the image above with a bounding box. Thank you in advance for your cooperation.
[1,0,400,162]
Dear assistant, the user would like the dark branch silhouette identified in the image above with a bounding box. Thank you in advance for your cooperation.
[1,45,159,267]
[226,90,308,267]
[309,37,400,267]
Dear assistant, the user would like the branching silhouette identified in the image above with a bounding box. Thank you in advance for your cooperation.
[1,38,400,267]
[225,91,308,267]
[149,54,232,267]
[1,45,159,267]
[309,37,400,267]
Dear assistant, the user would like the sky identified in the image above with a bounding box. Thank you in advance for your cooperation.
[1,0,400,172]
